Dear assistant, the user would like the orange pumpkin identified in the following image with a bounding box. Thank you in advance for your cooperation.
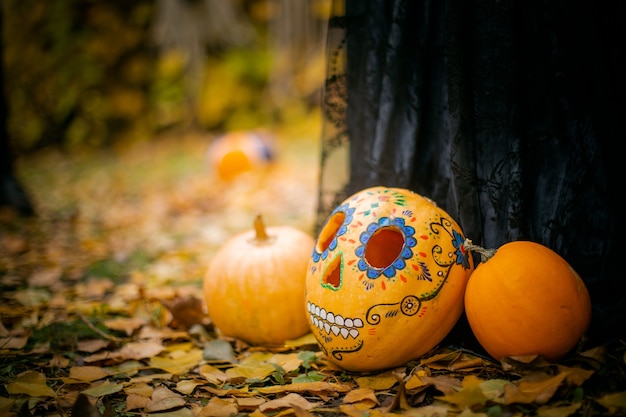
[206,130,275,181]
[305,186,474,372]
[203,215,314,345]
[464,240,592,362]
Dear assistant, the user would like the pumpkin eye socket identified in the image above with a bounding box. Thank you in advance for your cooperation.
[316,211,346,253]
[364,226,404,269]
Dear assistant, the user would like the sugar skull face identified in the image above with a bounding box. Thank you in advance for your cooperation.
[304,187,474,372]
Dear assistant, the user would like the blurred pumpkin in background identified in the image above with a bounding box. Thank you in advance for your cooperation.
[206,130,275,181]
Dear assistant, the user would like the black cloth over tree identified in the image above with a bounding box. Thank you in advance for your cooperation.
[317,0,625,347]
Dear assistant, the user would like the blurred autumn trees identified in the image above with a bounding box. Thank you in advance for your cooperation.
[1,0,328,153]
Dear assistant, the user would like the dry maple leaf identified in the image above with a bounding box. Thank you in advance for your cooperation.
[161,295,208,329]
[258,393,322,412]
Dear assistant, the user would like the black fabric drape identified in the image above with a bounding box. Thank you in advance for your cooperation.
[317,0,625,345]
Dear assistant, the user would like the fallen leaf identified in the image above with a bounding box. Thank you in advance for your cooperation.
[420,350,462,366]
[150,347,203,375]
[0,233,28,255]
[129,372,174,384]
[137,325,189,341]
[103,317,146,336]
[125,393,151,411]
[292,404,319,417]
[226,353,277,382]
[236,397,267,410]
[195,397,239,417]
[144,385,186,413]
[405,374,429,391]
[258,393,321,412]
[202,338,236,361]
[124,382,154,397]
[596,391,626,414]
[556,365,594,386]
[0,397,15,414]
[81,380,124,397]
[128,298,172,328]
[28,267,63,287]
[200,385,250,397]
[49,354,70,368]
[76,339,110,353]
[342,387,379,406]
[436,375,488,408]
[118,340,165,360]
[419,375,462,395]
[76,278,114,298]
[420,349,488,372]
[104,359,144,377]
[67,366,110,383]
[479,378,514,404]
[162,295,207,329]
[270,352,303,373]
[6,371,57,398]
[82,350,122,363]
[284,333,318,347]
[176,378,207,395]
[0,336,29,349]
[577,345,607,365]
[13,288,50,307]
[500,355,552,372]
[197,364,230,385]
[504,372,567,405]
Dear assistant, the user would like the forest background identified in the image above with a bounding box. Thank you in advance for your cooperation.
[3,0,328,153]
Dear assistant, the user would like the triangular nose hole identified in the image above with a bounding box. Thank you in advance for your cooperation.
[323,254,342,289]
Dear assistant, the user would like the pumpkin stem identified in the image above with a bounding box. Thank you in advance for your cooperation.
[463,238,497,263]
[253,214,270,241]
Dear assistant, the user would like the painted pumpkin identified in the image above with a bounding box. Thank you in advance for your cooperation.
[304,186,474,372]
[204,215,314,346]
[463,240,592,362]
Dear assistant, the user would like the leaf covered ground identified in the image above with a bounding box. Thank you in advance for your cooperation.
[1,124,626,417]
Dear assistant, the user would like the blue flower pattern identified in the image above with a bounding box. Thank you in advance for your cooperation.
[355,217,417,279]
[452,229,471,269]
[311,204,355,263]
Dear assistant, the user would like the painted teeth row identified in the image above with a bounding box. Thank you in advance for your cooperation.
[306,301,363,339]
[306,302,364,327]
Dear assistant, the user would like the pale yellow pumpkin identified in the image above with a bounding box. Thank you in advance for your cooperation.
[305,186,474,372]
[204,215,314,345]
